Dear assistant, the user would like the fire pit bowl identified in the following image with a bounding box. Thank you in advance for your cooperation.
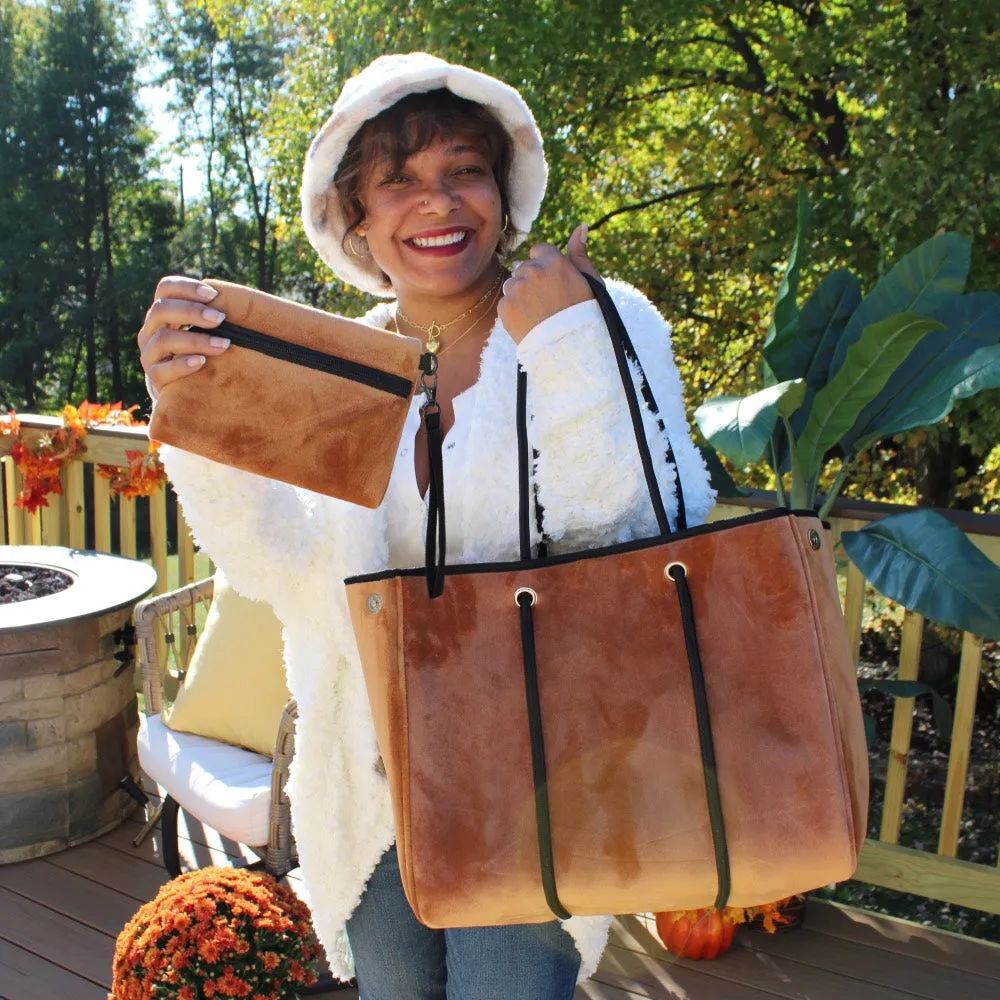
[0,545,157,863]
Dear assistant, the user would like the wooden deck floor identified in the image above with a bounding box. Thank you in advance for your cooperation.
[1,805,998,1000]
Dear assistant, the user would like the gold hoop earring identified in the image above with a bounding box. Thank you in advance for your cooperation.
[347,231,368,257]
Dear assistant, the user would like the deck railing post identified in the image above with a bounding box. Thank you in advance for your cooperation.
[93,474,112,552]
[3,459,24,545]
[938,632,984,857]
[879,610,924,845]
[65,462,86,550]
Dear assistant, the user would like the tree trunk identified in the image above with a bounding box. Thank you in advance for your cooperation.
[914,432,978,510]
[96,134,122,400]
[23,357,34,410]
[66,330,86,404]
[232,68,269,290]
[83,227,98,402]
[207,55,218,257]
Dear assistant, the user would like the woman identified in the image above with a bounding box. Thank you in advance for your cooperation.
[138,52,714,1000]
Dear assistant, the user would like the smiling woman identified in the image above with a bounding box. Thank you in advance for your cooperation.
[137,50,716,1000]
[353,128,506,309]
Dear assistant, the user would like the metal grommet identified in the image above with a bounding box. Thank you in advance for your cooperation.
[366,593,383,614]
[808,529,822,550]
[664,561,688,582]
[514,587,538,607]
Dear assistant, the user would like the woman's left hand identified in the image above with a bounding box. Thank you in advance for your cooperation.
[499,224,604,343]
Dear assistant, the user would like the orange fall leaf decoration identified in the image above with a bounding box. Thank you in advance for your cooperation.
[1,401,167,513]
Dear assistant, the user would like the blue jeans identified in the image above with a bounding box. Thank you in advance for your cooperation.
[345,845,580,1000]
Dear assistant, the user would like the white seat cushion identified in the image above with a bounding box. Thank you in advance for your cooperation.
[138,713,274,847]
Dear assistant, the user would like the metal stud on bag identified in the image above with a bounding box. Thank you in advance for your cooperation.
[367,593,383,614]
[808,529,822,550]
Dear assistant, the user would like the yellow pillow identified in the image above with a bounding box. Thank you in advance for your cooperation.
[165,571,291,758]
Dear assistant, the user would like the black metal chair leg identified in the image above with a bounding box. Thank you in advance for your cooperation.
[119,775,149,807]
[160,795,182,878]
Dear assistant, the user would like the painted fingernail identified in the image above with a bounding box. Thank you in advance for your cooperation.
[187,355,206,368]
[195,285,219,302]
[201,307,226,323]
[209,337,230,349]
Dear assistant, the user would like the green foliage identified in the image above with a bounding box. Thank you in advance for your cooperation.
[4,0,1000,500]
[698,188,1000,638]
[0,0,178,410]
[154,0,289,291]
[694,380,805,468]
[700,190,1000,512]
[843,510,1000,641]
[794,312,943,497]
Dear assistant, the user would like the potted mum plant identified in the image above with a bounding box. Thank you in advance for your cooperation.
[109,866,321,1000]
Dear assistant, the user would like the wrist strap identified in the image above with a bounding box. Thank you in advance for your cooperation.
[423,403,446,598]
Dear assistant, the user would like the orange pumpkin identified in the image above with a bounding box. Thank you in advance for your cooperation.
[654,907,737,960]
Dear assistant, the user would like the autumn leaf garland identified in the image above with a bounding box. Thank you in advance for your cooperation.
[0,401,168,513]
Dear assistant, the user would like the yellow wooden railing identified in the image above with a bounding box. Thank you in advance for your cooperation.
[711,493,1000,916]
[2,415,998,915]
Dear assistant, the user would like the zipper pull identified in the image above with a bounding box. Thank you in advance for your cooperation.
[419,351,439,409]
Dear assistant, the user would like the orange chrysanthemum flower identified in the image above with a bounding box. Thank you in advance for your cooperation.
[108,867,320,1000]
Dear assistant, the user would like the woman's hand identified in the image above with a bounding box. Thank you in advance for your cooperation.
[138,276,231,402]
[498,224,603,343]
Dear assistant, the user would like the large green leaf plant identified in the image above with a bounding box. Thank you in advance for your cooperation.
[695,188,1000,651]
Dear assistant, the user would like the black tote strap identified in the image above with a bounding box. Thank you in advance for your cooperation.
[581,274,670,535]
[428,277,690,595]
[514,275,689,549]
[517,588,571,919]
[667,563,732,908]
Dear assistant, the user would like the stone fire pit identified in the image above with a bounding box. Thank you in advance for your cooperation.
[0,545,157,863]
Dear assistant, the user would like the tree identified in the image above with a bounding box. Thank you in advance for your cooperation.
[259,0,1000,508]
[0,0,178,410]
[155,0,288,290]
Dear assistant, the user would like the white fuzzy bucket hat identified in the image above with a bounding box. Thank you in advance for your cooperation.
[300,52,548,297]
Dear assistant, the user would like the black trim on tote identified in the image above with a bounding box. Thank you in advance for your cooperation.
[345,506,821,586]
[193,320,414,398]
[517,366,533,562]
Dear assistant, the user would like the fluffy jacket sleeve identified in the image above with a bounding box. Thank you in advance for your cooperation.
[516,279,714,551]
[158,443,328,614]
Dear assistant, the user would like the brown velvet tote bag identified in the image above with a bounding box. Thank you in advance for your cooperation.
[149,280,422,508]
[345,277,869,927]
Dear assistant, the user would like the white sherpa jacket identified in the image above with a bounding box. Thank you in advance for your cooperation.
[159,278,715,982]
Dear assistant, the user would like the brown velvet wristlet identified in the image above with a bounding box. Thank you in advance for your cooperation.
[149,279,422,509]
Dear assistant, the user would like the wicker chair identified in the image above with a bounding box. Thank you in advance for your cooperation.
[134,578,351,994]
[133,578,298,880]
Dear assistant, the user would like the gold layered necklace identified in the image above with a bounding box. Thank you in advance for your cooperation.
[396,270,506,355]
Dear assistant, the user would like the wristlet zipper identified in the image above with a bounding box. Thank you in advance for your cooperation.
[194,319,414,398]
